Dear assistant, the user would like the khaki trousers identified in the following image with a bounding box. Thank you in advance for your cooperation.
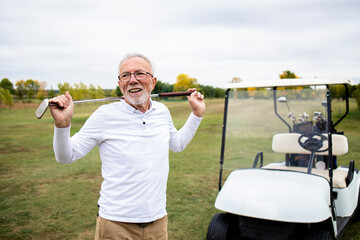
[94,215,168,240]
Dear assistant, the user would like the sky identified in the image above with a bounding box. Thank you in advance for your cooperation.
[0,0,359,90]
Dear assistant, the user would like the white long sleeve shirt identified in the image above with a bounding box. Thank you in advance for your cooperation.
[53,100,202,223]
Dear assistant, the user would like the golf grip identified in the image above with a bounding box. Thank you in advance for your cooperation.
[156,90,195,97]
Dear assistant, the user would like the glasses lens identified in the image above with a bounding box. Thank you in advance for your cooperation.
[120,73,131,81]
[135,71,147,80]
[119,71,150,81]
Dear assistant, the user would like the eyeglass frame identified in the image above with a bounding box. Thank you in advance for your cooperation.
[118,71,154,82]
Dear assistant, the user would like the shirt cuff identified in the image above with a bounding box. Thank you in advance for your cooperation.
[190,111,203,120]
[54,125,71,136]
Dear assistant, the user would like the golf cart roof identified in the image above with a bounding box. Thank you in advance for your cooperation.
[225,78,358,89]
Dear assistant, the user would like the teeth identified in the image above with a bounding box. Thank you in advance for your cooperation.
[129,89,141,93]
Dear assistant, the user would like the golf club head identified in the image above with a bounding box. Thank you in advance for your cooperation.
[35,99,49,119]
[321,101,327,108]
[313,111,322,117]
[277,97,287,103]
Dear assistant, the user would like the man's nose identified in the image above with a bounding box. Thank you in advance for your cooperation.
[128,73,139,83]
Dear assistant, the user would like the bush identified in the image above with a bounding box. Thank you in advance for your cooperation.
[352,84,360,110]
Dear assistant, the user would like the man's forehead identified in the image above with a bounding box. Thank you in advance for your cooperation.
[120,57,151,72]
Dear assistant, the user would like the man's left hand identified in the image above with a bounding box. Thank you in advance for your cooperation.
[187,88,205,118]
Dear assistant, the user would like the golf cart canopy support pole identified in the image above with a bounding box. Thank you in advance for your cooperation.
[219,88,230,191]
[326,85,336,220]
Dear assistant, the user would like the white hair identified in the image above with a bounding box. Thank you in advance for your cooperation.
[118,53,155,74]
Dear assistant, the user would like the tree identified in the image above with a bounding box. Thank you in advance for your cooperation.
[330,85,346,99]
[279,71,304,99]
[351,84,360,110]
[88,84,105,99]
[15,80,27,100]
[115,86,122,97]
[58,82,71,94]
[153,80,174,94]
[72,82,89,100]
[36,90,46,100]
[247,87,256,97]
[48,86,55,98]
[110,89,117,97]
[174,74,199,92]
[0,87,4,109]
[230,76,242,83]
[198,84,225,98]
[279,71,298,79]
[89,84,98,99]
[37,81,47,100]
[0,88,14,110]
[0,78,15,94]
[25,79,40,100]
[229,77,242,98]
[96,85,105,99]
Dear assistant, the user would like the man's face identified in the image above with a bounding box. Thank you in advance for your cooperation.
[118,57,156,112]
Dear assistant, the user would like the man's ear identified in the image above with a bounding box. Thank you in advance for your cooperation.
[118,80,124,95]
[151,77,157,90]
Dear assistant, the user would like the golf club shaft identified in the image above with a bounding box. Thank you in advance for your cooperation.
[36,90,195,119]
[48,90,195,106]
[48,96,123,105]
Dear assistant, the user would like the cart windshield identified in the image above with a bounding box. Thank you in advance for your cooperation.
[223,85,345,171]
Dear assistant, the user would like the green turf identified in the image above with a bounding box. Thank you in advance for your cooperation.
[0,98,359,239]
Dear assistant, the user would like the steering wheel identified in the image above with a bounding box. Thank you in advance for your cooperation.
[298,132,328,153]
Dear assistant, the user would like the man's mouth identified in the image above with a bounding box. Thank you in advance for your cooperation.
[129,88,142,93]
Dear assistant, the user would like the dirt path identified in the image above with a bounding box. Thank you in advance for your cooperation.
[5,102,39,109]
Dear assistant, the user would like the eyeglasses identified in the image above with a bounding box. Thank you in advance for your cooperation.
[118,71,153,81]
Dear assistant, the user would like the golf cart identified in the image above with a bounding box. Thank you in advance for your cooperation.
[207,78,360,240]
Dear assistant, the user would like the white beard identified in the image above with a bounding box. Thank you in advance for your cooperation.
[124,89,150,109]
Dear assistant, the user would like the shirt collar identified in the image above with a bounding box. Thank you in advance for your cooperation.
[122,98,157,114]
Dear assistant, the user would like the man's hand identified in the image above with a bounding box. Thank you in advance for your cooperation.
[187,88,205,118]
[49,91,74,128]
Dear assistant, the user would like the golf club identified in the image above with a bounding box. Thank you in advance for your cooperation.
[276,96,291,112]
[277,97,298,124]
[287,112,297,124]
[313,111,324,122]
[321,100,328,120]
[298,112,309,123]
[35,90,195,119]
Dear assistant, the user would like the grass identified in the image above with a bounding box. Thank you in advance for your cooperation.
[0,98,359,239]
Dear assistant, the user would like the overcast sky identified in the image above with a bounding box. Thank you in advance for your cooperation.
[1,0,359,90]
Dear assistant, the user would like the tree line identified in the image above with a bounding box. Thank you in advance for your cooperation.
[1,71,360,110]
[0,75,226,110]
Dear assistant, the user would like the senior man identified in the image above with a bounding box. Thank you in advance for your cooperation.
[49,53,205,240]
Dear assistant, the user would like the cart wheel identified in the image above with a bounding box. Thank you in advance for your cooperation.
[206,213,230,240]
[304,229,333,240]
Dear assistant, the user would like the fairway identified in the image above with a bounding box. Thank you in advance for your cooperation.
[0,98,359,240]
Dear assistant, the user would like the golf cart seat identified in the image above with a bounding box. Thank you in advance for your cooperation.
[271,133,348,156]
[265,133,350,188]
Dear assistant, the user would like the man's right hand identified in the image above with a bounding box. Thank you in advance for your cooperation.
[49,91,74,128]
